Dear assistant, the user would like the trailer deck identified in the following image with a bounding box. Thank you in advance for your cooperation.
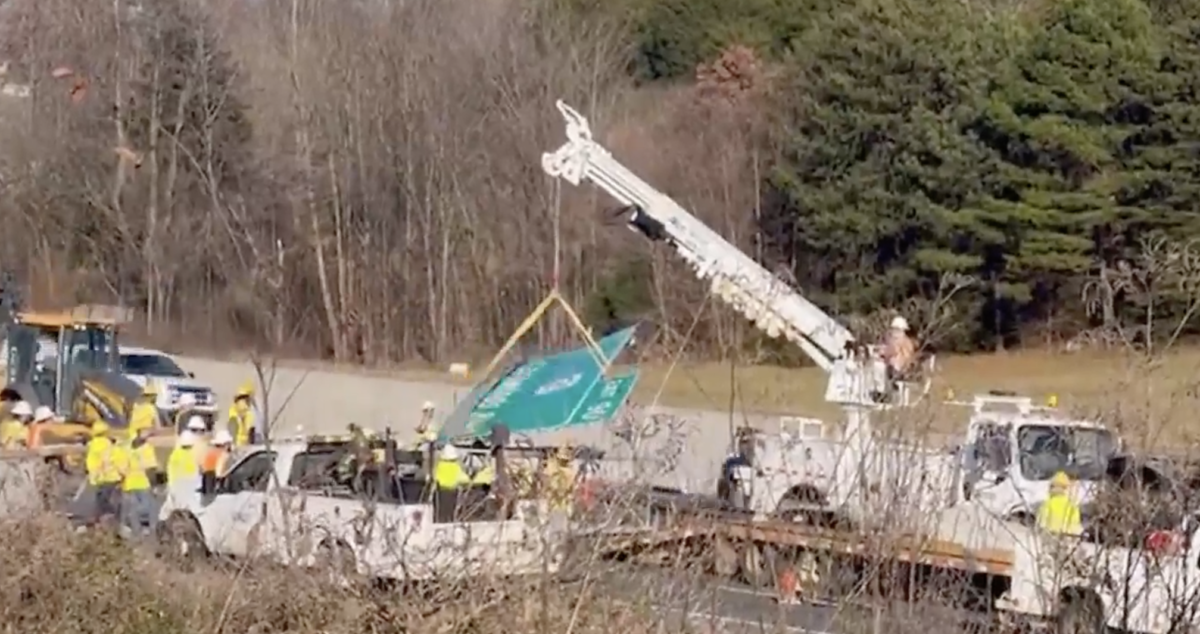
[589,487,1018,580]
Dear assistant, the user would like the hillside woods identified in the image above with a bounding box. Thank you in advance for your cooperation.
[1,0,1199,365]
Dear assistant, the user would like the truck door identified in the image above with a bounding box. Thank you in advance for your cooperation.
[964,421,1018,515]
[199,450,276,557]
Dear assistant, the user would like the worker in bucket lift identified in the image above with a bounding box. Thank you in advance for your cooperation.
[114,426,160,537]
[227,380,256,446]
[881,316,917,380]
[0,400,32,449]
[129,383,161,439]
[1037,471,1082,536]
[413,401,438,449]
[434,444,471,489]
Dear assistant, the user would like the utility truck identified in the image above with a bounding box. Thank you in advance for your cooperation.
[157,435,566,582]
[539,100,1117,534]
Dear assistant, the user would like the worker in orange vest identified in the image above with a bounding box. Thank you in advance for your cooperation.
[201,429,233,478]
[25,405,57,449]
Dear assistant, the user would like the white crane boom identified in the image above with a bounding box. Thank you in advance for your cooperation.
[541,101,855,374]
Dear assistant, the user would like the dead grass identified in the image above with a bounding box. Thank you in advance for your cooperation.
[170,332,1200,449]
[0,511,901,634]
[639,348,1200,449]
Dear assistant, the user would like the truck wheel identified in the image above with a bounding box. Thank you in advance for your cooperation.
[159,514,206,571]
[713,537,739,579]
[738,544,778,589]
[1056,589,1104,634]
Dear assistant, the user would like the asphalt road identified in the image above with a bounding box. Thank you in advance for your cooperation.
[586,565,989,634]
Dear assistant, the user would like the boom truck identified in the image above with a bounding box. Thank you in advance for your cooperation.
[539,100,1117,533]
[538,102,1200,634]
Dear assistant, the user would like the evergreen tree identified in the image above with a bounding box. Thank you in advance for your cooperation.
[972,0,1162,336]
[761,0,997,329]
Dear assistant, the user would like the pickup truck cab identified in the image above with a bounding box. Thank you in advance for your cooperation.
[119,346,218,425]
[157,438,564,581]
[1001,515,1200,634]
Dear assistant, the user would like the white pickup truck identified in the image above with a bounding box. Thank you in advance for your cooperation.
[156,439,565,581]
[999,515,1200,634]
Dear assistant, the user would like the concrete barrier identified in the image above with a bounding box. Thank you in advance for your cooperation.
[177,355,792,494]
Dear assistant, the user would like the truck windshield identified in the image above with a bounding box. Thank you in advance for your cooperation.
[121,354,187,377]
[1018,424,1116,481]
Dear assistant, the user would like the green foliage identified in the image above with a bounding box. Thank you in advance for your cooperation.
[762,0,998,316]
[584,258,655,335]
[631,0,819,80]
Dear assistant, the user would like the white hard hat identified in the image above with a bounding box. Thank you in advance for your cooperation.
[177,393,197,407]
[32,406,54,423]
[422,401,435,412]
[10,401,32,417]
[186,416,207,431]
[890,316,910,331]
[212,429,233,445]
[178,430,197,447]
[439,444,459,460]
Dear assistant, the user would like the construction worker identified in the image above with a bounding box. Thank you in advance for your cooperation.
[1037,471,1083,536]
[83,421,122,524]
[472,455,496,486]
[172,392,198,432]
[881,316,917,379]
[227,380,256,446]
[128,383,160,439]
[543,445,578,512]
[186,416,210,467]
[114,427,160,537]
[166,431,200,485]
[413,401,438,449]
[202,429,233,478]
[0,400,32,449]
[26,405,56,448]
[434,444,470,490]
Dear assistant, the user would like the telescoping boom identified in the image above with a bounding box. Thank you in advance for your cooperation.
[541,101,890,406]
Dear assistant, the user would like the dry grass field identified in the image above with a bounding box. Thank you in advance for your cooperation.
[633,348,1200,448]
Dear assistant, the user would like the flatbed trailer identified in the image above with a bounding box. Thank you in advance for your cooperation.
[586,487,1200,634]
[593,497,1013,592]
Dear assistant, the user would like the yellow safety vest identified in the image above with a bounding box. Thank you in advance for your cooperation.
[543,461,577,510]
[127,402,158,439]
[85,436,122,485]
[1037,493,1082,536]
[166,446,199,484]
[472,463,495,485]
[228,404,254,446]
[115,442,158,492]
[411,429,438,450]
[434,459,470,489]
[0,418,25,449]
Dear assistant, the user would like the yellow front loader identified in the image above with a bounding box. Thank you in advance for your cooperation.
[1,303,172,468]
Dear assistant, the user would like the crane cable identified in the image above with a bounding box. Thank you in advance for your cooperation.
[478,178,610,381]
